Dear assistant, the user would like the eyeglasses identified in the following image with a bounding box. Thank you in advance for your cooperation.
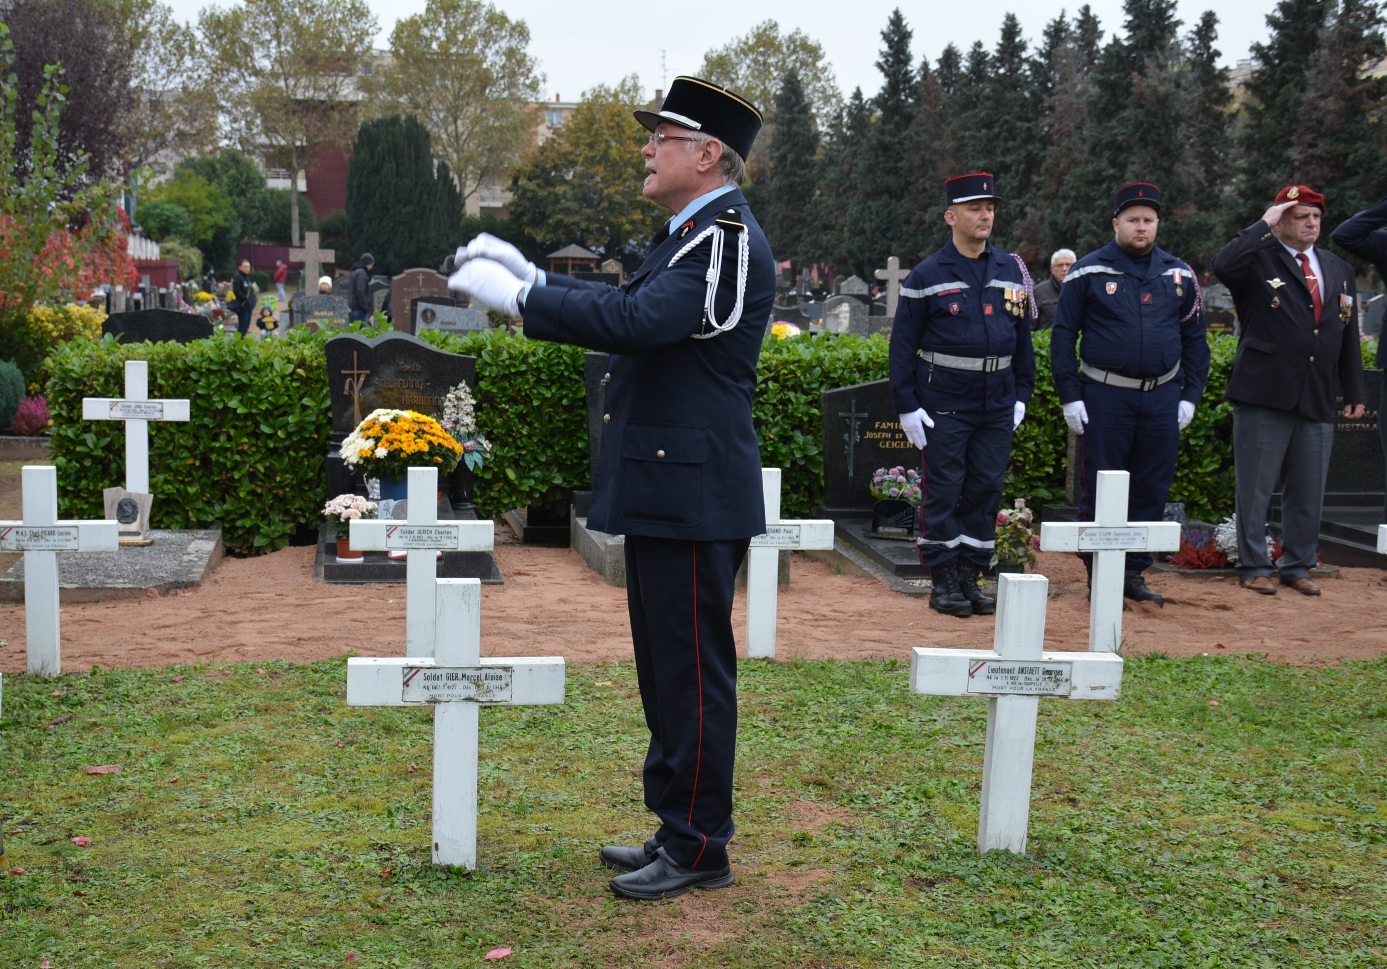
[646,131,699,147]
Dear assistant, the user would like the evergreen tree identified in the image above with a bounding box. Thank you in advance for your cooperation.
[1174,11,1234,268]
[345,115,461,276]
[808,90,869,272]
[761,69,819,272]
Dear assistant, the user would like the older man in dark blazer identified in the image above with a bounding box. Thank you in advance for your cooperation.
[448,77,775,900]
[1213,185,1366,595]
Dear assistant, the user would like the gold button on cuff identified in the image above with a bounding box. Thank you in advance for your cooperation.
[656,449,666,458]
[602,414,611,424]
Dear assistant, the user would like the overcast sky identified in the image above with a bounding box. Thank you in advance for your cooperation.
[174,0,1278,105]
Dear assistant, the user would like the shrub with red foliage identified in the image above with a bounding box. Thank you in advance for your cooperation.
[10,395,50,435]
[1168,533,1229,569]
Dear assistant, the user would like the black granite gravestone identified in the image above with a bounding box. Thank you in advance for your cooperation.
[102,309,213,344]
[1327,372,1384,496]
[415,301,490,335]
[293,294,350,330]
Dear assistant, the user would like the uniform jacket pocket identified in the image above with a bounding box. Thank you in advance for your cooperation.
[1241,335,1277,354]
[1083,349,1128,370]
[618,422,706,526]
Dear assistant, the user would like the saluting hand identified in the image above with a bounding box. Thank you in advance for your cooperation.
[1261,200,1298,228]
[899,409,934,449]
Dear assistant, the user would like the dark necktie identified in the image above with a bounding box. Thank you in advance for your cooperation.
[1296,252,1322,322]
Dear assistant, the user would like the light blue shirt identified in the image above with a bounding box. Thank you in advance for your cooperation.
[668,183,737,235]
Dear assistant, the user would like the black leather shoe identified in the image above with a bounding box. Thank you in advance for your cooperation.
[929,563,974,617]
[609,848,733,900]
[958,569,996,615]
[1123,571,1164,607]
[599,838,659,873]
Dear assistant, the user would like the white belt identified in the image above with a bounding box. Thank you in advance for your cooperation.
[1080,361,1181,391]
[918,349,1012,373]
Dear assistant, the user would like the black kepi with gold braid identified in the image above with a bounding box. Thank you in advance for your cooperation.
[634,76,763,160]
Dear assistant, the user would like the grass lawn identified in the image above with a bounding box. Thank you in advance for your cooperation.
[1,655,1384,967]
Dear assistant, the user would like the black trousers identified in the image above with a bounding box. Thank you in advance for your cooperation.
[916,408,1014,570]
[234,306,252,337]
[624,534,748,871]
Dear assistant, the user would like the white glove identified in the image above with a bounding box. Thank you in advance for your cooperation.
[460,233,538,285]
[1013,401,1026,429]
[1178,400,1196,430]
[448,258,524,316]
[899,408,934,449]
[1063,400,1089,435]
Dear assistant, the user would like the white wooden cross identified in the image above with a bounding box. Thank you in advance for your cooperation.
[349,467,493,658]
[1038,470,1180,653]
[347,577,565,868]
[81,360,190,494]
[1378,523,1386,555]
[0,467,118,677]
[745,467,835,660]
[289,231,335,289]
[874,256,909,319]
[910,572,1123,854]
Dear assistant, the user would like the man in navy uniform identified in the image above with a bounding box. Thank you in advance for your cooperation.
[447,77,774,900]
[1051,183,1210,606]
[1331,194,1387,524]
[889,173,1036,617]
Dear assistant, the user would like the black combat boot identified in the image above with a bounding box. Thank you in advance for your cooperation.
[929,563,974,617]
[1123,570,1164,607]
[957,568,997,615]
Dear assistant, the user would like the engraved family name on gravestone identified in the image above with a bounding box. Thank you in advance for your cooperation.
[414,300,490,335]
[820,379,913,510]
[326,331,475,432]
[293,294,350,331]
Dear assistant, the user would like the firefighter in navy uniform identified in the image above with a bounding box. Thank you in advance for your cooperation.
[1051,183,1210,605]
[888,173,1037,617]
[447,77,774,901]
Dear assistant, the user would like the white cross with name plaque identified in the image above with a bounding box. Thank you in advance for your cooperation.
[348,466,493,658]
[81,360,191,494]
[745,468,835,660]
[910,572,1123,854]
[1038,470,1179,653]
[1,466,118,676]
[347,577,565,868]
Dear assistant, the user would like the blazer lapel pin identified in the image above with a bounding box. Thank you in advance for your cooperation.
[1267,278,1285,289]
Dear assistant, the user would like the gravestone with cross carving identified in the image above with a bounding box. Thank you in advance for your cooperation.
[81,359,191,544]
[911,572,1124,853]
[0,467,118,676]
[289,231,335,290]
[745,468,836,660]
[874,256,909,319]
[1039,470,1181,652]
[347,576,565,868]
[349,467,494,657]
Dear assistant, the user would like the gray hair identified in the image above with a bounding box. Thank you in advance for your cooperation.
[687,132,746,186]
[1050,248,1077,265]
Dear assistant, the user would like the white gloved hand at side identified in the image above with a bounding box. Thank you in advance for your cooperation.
[461,232,538,285]
[899,408,935,449]
[1063,400,1089,435]
[448,257,524,316]
[1178,400,1196,430]
[1013,401,1026,429]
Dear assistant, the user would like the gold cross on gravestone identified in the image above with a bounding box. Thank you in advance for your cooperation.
[874,256,909,319]
[290,231,336,288]
[342,351,369,425]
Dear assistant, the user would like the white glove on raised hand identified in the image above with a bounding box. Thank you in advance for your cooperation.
[1178,400,1196,430]
[460,233,538,285]
[1063,400,1089,435]
[899,408,935,449]
[1013,401,1026,429]
[448,257,524,316]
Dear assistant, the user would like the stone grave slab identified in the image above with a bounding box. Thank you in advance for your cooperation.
[838,275,871,303]
[823,295,869,336]
[392,268,451,334]
[1,528,222,604]
[293,294,350,331]
[414,299,490,335]
[102,309,212,344]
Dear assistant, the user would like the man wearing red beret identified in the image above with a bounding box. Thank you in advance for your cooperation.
[1212,185,1366,595]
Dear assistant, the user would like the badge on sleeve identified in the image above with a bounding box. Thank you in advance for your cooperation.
[1105,281,1118,295]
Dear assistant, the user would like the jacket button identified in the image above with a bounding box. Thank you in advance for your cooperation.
[604,372,611,381]
[656,449,666,458]
[1313,329,1319,336]
[602,414,610,424]
[1309,356,1315,362]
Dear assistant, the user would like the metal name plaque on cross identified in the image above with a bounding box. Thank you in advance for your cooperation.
[750,524,802,548]
[966,660,1074,697]
[385,524,461,549]
[108,401,166,420]
[0,526,82,552]
[402,666,514,703]
[1077,527,1149,550]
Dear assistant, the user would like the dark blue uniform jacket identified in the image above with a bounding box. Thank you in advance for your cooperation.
[888,239,1036,415]
[1051,240,1210,405]
[522,189,775,541]
[1331,195,1387,369]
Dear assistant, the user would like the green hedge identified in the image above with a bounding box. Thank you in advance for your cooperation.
[44,327,1251,556]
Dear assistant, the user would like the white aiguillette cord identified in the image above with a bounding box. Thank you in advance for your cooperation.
[667,220,751,339]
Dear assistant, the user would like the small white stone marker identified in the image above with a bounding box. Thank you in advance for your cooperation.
[1038,470,1180,653]
[745,468,835,660]
[81,360,191,494]
[349,467,493,658]
[1378,523,1386,555]
[347,577,565,868]
[0,467,118,676]
[911,572,1123,854]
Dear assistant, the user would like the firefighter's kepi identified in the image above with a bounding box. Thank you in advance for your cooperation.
[888,172,1037,618]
